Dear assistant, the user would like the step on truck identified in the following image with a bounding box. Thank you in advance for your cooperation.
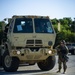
[0,15,56,72]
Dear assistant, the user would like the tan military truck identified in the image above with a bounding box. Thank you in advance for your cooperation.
[0,15,56,72]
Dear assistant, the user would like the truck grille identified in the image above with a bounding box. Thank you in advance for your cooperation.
[26,40,42,46]
[35,40,42,44]
[26,40,34,44]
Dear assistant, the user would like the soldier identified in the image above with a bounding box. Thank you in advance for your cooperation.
[56,40,69,74]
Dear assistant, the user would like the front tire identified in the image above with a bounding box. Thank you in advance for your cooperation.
[37,56,56,71]
[2,51,19,72]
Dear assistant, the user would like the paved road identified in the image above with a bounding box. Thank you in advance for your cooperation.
[0,54,75,75]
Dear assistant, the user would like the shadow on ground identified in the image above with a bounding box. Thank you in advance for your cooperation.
[0,68,58,75]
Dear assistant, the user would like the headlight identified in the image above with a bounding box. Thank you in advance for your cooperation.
[48,50,52,54]
[17,51,20,54]
[48,41,53,46]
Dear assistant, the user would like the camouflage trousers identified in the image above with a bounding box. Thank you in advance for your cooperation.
[58,56,67,72]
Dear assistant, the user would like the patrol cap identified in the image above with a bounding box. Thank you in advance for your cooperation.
[60,40,66,44]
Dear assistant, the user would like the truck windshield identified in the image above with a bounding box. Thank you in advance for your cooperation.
[34,18,54,33]
[13,18,33,33]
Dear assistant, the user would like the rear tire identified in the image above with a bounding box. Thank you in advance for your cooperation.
[37,56,56,71]
[2,51,19,72]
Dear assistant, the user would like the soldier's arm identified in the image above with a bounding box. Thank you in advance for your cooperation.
[65,45,69,54]
[55,45,61,54]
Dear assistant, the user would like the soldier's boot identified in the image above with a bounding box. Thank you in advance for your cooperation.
[57,66,61,73]
[57,70,61,73]
[63,69,66,74]
[63,65,67,74]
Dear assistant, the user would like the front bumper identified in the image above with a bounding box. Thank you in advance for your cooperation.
[10,48,56,61]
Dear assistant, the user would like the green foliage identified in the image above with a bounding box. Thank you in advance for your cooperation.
[70,21,75,32]
[51,18,58,25]
[0,21,6,45]
[0,22,2,31]
[59,17,72,25]
[51,17,75,46]
[55,30,75,46]
[60,24,70,31]
[53,24,58,33]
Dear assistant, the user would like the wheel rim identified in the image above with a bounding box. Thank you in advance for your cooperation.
[4,55,12,68]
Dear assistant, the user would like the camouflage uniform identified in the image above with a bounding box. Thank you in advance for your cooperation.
[56,41,68,73]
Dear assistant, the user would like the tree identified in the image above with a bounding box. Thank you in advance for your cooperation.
[53,25,58,33]
[51,18,58,25]
[0,21,6,45]
[0,22,2,31]
[51,17,75,46]
[59,17,72,25]
[70,21,75,32]
[0,21,6,31]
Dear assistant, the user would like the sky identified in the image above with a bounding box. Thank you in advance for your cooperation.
[0,0,75,21]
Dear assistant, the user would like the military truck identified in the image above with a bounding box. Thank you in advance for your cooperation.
[0,15,56,72]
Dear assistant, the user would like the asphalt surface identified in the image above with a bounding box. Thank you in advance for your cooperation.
[0,54,75,75]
